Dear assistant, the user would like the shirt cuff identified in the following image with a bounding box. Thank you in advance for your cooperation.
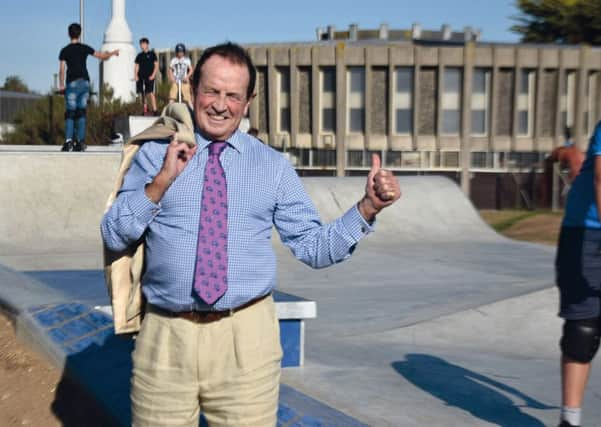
[127,188,162,225]
[340,204,375,243]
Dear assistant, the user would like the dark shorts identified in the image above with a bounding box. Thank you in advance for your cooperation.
[556,226,601,319]
[136,77,155,95]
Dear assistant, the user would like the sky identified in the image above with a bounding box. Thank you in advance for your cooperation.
[0,0,522,94]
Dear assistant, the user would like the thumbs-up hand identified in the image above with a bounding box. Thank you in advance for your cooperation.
[358,153,401,222]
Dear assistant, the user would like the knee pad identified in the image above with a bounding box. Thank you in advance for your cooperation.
[64,109,77,120]
[75,108,87,119]
[560,318,601,363]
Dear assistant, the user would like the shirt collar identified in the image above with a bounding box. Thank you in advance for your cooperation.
[194,128,246,154]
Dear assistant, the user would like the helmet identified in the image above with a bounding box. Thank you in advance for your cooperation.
[175,43,186,53]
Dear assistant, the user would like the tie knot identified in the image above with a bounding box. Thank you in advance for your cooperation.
[208,142,227,156]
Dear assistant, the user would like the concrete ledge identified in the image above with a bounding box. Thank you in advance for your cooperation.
[0,265,367,426]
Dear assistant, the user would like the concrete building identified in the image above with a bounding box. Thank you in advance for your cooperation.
[150,25,601,208]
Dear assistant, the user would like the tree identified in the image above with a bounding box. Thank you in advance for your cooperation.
[511,0,601,45]
[1,75,30,93]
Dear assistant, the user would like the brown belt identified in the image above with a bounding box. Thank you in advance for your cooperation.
[147,293,270,324]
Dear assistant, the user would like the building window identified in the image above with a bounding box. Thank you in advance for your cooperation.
[442,68,462,135]
[471,68,490,135]
[471,152,494,169]
[394,67,413,134]
[385,151,402,167]
[313,149,336,167]
[347,67,365,133]
[298,67,312,134]
[320,67,336,133]
[287,148,310,167]
[561,70,576,132]
[517,69,535,136]
[256,67,269,134]
[347,150,364,167]
[442,151,460,168]
[277,67,290,133]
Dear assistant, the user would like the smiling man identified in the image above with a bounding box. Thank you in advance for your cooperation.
[101,42,401,427]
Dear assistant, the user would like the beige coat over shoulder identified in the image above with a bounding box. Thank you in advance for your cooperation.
[103,103,196,334]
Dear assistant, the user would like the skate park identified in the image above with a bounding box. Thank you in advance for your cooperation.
[1,146,599,426]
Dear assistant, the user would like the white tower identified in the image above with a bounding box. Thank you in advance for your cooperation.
[101,0,136,102]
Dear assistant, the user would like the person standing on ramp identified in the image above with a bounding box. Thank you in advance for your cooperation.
[58,22,118,152]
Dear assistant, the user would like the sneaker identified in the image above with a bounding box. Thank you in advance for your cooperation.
[73,141,87,152]
[559,420,580,427]
[61,140,74,152]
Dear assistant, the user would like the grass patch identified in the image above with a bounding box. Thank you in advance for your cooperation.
[480,209,563,233]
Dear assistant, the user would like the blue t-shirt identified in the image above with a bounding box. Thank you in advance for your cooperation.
[563,122,601,228]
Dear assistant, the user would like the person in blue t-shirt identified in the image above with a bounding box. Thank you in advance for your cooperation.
[556,122,601,427]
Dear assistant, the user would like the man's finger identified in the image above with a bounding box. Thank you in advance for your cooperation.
[370,153,381,176]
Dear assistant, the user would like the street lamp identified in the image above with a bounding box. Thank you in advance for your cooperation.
[80,0,84,43]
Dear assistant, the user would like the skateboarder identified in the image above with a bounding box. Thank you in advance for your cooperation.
[58,22,119,151]
[168,43,193,109]
[556,121,601,427]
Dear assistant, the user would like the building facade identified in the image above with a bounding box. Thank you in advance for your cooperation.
[153,31,601,207]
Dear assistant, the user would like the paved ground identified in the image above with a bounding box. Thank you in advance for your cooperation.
[0,151,600,426]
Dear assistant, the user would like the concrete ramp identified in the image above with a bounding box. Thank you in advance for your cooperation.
[0,152,118,270]
[1,152,498,271]
[300,176,498,242]
[2,150,585,426]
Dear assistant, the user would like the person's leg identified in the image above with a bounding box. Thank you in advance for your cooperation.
[136,79,145,112]
[74,80,90,149]
[169,82,177,103]
[562,355,591,407]
[131,311,202,427]
[146,79,157,113]
[201,296,282,427]
[62,82,77,150]
[182,82,194,110]
[559,318,600,426]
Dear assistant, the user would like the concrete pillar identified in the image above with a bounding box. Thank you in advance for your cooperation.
[436,53,444,150]
[460,42,475,197]
[365,49,372,151]
[574,45,589,149]
[290,49,299,149]
[311,47,320,149]
[512,47,520,150]
[335,42,347,177]
[413,46,421,150]
[387,48,395,146]
[267,48,278,148]
[101,0,136,102]
[556,54,566,147]
[247,48,260,131]
[534,48,545,150]
[490,48,500,148]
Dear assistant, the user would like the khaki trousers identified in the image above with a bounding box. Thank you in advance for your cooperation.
[168,81,193,104]
[131,296,282,427]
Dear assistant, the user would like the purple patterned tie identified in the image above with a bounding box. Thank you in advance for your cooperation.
[193,142,228,305]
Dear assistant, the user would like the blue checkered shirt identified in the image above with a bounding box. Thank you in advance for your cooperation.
[101,130,374,311]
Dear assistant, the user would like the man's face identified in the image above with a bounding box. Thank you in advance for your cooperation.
[176,51,184,58]
[140,42,148,52]
[194,55,252,142]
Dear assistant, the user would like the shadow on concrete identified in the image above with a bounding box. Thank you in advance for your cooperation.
[50,334,211,427]
[392,354,556,427]
[51,335,133,427]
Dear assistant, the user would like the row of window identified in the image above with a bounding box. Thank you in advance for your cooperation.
[269,66,598,139]
[284,148,547,170]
